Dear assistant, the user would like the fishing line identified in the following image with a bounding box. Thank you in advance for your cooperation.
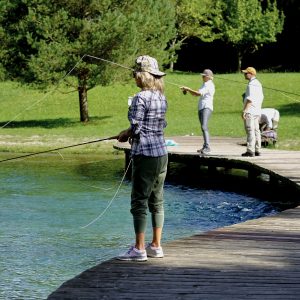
[0,135,118,163]
[80,158,132,229]
[80,182,114,191]
[56,151,65,160]
[1,54,132,130]
[1,55,87,129]
[85,54,188,89]
[84,54,133,71]
[164,67,300,102]
[164,80,182,88]
[3,53,298,130]
[277,91,299,103]
[214,75,300,99]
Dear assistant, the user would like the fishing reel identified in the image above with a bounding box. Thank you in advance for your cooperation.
[180,86,187,95]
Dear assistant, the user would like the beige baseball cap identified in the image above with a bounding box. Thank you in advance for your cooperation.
[134,55,166,77]
[201,69,214,79]
[241,67,257,76]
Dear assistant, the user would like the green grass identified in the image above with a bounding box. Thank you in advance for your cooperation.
[1,71,300,153]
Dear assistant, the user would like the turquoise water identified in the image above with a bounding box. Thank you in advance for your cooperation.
[0,154,278,299]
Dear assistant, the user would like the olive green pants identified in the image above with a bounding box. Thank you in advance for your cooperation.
[131,155,168,234]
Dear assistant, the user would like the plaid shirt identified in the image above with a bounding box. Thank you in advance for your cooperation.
[128,90,168,157]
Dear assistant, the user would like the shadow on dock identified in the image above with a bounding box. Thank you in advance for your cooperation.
[48,136,300,299]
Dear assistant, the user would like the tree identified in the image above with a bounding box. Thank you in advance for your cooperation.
[0,0,176,122]
[217,0,284,71]
[168,0,223,71]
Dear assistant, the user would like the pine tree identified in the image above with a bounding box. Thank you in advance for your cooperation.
[0,0,176,122]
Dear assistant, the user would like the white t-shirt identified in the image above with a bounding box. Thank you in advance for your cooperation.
[260,108,280,128]
[243,77,264,116]
[198,80,215,111]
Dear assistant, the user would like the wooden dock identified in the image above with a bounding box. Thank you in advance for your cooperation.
[48,136,300,300]
[117,136,300,186]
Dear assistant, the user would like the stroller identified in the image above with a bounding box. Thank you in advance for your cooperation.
[261,129,277,147]
[259,108,279,147]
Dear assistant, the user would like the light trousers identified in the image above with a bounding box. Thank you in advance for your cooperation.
[244,113,261,153]
[198,108,212,148]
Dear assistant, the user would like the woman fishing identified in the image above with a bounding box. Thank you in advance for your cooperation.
[116,55,168,261]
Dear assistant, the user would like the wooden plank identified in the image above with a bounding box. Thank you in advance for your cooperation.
[48,137,300,300]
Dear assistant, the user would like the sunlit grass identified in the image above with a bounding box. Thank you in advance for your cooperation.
[0,71,299,152]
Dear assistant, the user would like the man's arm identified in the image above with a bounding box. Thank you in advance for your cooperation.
[242,99,252,119]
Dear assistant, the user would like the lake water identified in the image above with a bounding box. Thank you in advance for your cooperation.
[0,154,279,299]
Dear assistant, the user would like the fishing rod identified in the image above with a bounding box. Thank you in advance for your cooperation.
[3,54,299,131]
[87,53,300,98]
[84,54,133,71]
[0,135,118,163]
[1,55,87,130]
[214,75,300,98]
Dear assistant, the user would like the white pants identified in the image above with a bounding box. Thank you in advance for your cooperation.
[244,114,261,153]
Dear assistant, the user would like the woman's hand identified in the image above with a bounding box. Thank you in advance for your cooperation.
[117,128,132,142]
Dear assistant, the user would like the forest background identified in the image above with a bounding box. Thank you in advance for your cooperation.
[176,0,300,73]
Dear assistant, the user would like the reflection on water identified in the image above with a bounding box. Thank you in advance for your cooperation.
[0,154,278,299]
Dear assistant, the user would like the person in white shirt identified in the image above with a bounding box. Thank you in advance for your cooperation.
[180,69,215,155]
[241,67,264,157]
[260,108,280,131]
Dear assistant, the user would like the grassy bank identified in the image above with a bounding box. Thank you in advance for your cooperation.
[1,71,300,153]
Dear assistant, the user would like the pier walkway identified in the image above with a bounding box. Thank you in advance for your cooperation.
[48,137,300,300]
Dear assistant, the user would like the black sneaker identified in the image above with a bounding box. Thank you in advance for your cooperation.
[255,152,261,156]
[241,151,254,157]
[197,146,205,153]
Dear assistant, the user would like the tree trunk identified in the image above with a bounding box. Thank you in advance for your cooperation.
[237,46,248,72]
[78,72,89,122]
[168,35,186,72]
[78,85,89,122]
[237,49,242,72]
[170,61,174,72]
[169,38,177,72]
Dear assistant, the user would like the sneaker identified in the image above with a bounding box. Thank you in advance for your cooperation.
[201,147,211,155]
[255,151,261,156]
[197,147,211,154]
[146,243,164,258]
[197,147,205,153]
[241,151,254,157]
[116,246,147,261]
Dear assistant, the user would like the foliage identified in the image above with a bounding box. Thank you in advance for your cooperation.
[0,0,176,121]
[168,0,223,70]
[216,0,285,70]
[175,0,222,42]
[1,0,176,84]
